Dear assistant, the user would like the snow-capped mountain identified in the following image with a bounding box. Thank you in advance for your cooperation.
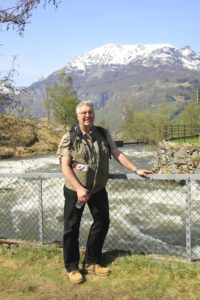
[22,43,200,123]
[67,43,200,71]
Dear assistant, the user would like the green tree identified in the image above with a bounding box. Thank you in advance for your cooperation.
[44,71,78,129]
[178,102,200,125]
[122,107,170,144]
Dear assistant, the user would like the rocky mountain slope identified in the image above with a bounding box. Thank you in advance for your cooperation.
[19,43,200,126]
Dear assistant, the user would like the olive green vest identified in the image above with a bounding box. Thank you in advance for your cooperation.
[65,126,110,194]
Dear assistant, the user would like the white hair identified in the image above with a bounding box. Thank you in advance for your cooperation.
[76,100,94,114]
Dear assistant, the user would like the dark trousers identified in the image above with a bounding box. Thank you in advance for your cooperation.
[63,186,110,272]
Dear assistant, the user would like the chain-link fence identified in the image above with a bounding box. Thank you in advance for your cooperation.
[1,173,200,261]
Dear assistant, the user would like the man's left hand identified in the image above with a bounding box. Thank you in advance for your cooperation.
[136,169,153,178]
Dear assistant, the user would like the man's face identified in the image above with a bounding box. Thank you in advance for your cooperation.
[77,105,95,129]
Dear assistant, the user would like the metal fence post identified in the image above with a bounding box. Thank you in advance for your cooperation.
[38,176,44,244]
[185,178,192,261]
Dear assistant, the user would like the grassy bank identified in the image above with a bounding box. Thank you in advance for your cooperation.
[1,243,200,300]
[171,137,200,144]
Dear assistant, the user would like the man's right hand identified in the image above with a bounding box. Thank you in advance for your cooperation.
[76,186,90,204]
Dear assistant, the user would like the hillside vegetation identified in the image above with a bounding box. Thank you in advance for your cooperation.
[0,114,64,159]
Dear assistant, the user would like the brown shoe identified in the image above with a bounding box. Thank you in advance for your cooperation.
[84,264,110,276]
[68,270,84,284]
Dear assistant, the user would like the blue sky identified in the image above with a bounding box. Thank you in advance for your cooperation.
[1,0,200,86]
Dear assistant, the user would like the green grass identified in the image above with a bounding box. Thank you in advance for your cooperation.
[171,137,200,144]
[1,243,200,300]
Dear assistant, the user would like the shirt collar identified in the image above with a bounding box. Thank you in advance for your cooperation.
[75,125,93,138]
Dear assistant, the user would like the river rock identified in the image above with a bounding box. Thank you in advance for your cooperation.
[154,141,200,174]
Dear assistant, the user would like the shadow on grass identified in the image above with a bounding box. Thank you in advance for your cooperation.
[101,249,146,265]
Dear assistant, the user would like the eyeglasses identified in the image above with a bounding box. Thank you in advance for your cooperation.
[78,110,94,116]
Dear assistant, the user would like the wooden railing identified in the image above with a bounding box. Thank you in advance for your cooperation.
[163,124,200,141]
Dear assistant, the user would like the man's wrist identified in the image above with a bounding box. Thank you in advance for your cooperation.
[134,168,138,174]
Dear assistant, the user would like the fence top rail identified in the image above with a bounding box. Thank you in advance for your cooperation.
[163,124,199,128]
[0,172,200,180]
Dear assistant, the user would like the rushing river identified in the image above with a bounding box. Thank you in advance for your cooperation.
[1,144,200,260]
[0,144,156,174]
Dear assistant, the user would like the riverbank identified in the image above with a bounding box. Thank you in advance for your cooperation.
[154,141,200,174]
[1,115,200,174]
[0,115,63,159]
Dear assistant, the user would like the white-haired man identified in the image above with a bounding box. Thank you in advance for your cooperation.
[57,100,152,284]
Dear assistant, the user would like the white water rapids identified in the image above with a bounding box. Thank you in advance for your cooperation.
[0,144,155,174]
[1,144,200,260]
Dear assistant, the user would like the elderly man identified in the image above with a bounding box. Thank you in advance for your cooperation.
[57,100,151,284]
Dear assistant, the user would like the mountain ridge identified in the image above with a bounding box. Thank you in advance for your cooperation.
[14,43,200,125]
[65,43,200,71]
